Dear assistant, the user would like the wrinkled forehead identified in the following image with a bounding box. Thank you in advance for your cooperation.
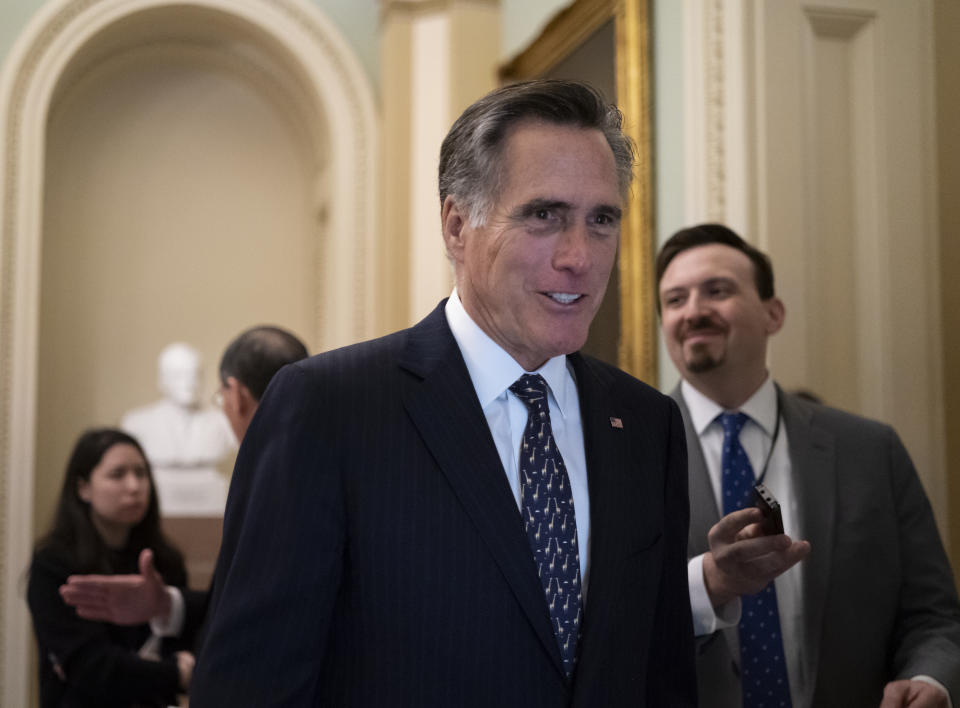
[498,121,621,204]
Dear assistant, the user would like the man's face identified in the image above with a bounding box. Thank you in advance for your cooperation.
[218,376,250,443]
[443,120,622,371]
[659,243,784,381]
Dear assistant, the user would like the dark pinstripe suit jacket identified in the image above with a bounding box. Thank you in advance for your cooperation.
[191,302,696,707]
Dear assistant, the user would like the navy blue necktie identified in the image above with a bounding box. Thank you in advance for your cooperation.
[720,412,792,708]
[510,374,582,677]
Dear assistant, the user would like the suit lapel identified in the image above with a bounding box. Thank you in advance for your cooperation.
[567,355,642,677]
[672,386,745,667]
[780,389,836,707]
[397,304,567,682]
[671,388,721,554]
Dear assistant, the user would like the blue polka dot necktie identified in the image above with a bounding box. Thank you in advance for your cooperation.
[510,374,582,678]
[720,412,792,708]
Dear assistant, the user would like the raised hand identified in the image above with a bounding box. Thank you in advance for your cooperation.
[60,548,171,625]
[702,507,810,607]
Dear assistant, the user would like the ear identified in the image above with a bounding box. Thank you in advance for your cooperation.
[234,379,257,418]
[223,376,243,412]
[441,196,469,265]
[764,296,786,335]
[77,478,91,503]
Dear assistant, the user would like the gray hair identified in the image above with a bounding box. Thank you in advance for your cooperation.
[438,79,636,227]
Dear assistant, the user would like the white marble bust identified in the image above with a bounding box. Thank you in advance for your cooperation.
[122,342,237,516]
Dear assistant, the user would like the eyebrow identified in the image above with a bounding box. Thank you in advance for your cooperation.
[661,276,737,295]
[595,204,623,220]
[701,276,737,289]
[510,199,572,219]
[509,199,622,221]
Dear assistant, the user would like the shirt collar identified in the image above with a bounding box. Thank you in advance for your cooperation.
[681,375,778,436]
[445,291,573,416]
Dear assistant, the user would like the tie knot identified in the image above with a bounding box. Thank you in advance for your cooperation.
[719,411,750,439]
[509,373,549,410]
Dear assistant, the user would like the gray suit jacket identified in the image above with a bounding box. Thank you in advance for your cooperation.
[674,384,960,708]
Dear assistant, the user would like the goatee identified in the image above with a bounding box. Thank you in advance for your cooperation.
[685,346,722,374]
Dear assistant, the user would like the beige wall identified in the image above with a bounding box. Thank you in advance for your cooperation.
[379,0,500,332]
[935,0,960,577]
[379,8,415,332]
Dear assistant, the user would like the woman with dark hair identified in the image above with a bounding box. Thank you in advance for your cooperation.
[27,428,194,707]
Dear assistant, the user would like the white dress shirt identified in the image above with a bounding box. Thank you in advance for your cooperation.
[444,291,591,591]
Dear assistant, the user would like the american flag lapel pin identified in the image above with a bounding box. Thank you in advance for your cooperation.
[609,417,623,429]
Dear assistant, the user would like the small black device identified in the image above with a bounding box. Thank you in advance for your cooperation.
[753,482,784,536]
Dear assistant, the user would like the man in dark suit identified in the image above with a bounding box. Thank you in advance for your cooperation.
[189,80,696,706]
[657,223,960,708]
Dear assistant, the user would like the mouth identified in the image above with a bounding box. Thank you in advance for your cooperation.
[684,327,723,340]
[681,317,726,342]
[683,333,724,350]
[543,292,584,305]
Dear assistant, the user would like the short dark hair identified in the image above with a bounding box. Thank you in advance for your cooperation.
[438,79,636,226]
[36,428,184,579]
[219,326,309,401]
[655,223,775,312]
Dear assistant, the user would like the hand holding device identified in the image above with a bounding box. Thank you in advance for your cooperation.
[753,482,784,535]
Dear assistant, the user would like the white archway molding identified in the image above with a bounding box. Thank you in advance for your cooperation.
[0,0,378,701]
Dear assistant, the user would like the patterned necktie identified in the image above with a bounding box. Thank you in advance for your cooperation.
[720,412,792,708]
[510,373,582,677]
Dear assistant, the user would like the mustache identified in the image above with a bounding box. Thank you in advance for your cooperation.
[683,315,725,334]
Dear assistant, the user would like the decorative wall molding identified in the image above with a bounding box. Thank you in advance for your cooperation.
[0,1,377,702]
[704,0,726,222]
[683,0,732,229]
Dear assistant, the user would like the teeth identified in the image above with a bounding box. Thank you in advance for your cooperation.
[548,293,580,304]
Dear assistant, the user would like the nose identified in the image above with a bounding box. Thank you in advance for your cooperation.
[124,471,146,494]
[552,222,590,274]
[679,289,713,323]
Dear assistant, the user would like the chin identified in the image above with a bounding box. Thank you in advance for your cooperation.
[549,336,589,359]
[121,507,149,526]
[682,342,723,373]
[686,355,722,374]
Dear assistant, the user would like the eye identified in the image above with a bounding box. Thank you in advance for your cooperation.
[534,208,553,220]
[706,284,732,298]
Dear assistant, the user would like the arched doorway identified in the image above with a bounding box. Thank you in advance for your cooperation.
[0,1,378,701]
